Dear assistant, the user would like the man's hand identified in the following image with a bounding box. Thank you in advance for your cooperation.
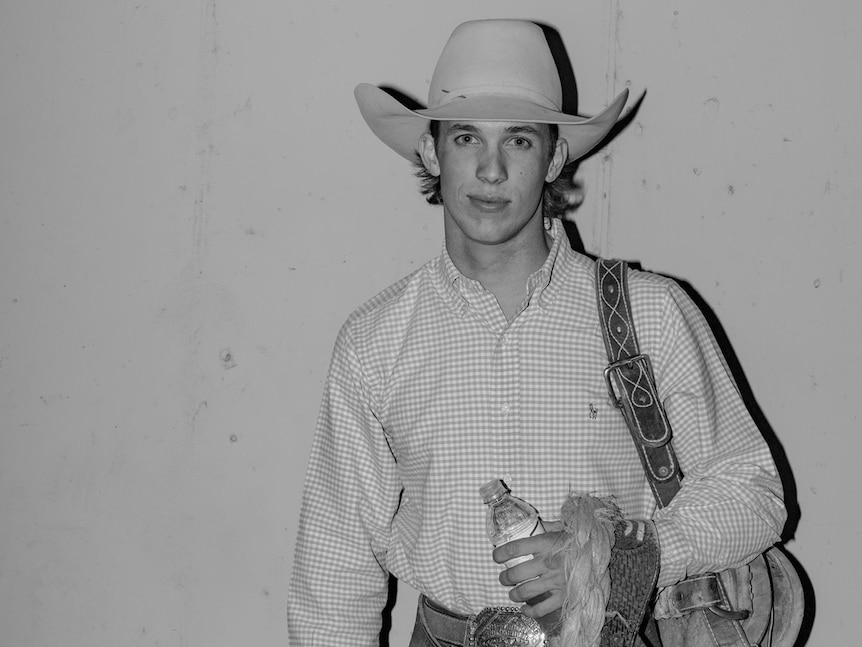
[493,520,567,624]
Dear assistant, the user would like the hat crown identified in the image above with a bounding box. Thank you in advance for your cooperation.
[428,20,562,112]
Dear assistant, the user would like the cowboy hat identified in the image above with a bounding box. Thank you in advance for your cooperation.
[355,19,629,163]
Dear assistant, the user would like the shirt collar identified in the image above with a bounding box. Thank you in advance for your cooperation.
[433,217,575,315]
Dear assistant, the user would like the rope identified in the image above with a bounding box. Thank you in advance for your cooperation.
[552,494,621,647]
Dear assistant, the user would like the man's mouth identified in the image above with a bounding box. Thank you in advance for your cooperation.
[468,195,510,212]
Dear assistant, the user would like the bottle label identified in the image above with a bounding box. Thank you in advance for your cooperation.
[496,518,545,569]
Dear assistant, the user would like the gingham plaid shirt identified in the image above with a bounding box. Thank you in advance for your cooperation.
[287,219,785,646]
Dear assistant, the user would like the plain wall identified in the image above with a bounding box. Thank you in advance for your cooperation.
[1,1,859,645]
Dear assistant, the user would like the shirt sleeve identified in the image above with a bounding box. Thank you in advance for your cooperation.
[287,323,402,646]
[648,281,787,587]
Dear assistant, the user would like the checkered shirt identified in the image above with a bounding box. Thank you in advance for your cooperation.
[287,219,786,646]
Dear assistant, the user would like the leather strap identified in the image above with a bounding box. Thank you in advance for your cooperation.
[596,260,681,507]
[594,259,750,647]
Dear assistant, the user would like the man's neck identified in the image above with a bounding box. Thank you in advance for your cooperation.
[450,231,550,285]
[446,218,553,321]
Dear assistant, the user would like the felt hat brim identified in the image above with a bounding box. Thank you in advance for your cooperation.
[355,83,629,163]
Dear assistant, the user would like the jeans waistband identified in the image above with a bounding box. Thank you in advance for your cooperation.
[415,595,548,647]
[417,595,471,646]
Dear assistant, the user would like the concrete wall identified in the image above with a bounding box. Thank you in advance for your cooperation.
[1,1,858,644]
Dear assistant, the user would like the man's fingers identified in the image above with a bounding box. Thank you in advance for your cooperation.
[492,537,529,564]
[507,577,547,603]
[525,591,552,606]
[492,530,564,564]
[520,591,565,619]
[498,558,542,586]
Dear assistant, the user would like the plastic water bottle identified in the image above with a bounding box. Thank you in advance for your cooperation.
[481,479,559,631]
[480,479,545,568]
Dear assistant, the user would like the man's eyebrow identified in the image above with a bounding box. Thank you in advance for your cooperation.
[444,123,543,136]
[446,123,480,134]
[504,124,543,136]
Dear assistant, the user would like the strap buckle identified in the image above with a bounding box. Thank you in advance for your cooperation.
[655,572,751,621]
[603,353,651,407]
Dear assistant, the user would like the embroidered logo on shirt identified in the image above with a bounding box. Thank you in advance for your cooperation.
[589,403,598,420]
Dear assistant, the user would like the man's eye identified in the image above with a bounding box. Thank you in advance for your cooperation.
[510,137,531,148]
[455,134,476,145]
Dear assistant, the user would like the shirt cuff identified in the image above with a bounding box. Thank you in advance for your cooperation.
[652,515,689,588]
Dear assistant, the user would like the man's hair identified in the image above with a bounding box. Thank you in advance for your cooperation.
[412,121,581,219]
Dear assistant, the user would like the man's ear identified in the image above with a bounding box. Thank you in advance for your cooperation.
[418,132,441,177]
[545,137,568,183]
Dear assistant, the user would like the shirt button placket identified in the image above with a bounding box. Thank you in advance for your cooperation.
[493,331,520,472]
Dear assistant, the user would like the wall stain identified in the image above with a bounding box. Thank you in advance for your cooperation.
[193,0,219,258]
[233,96,252,117]
[702,97,720,121]
[191,400,208,429]
[220,348,237,369]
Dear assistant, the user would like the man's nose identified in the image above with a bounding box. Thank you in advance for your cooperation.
[476,146,508,184]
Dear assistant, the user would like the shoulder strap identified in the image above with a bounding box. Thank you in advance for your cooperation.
[595,261,794,647]
[595,259,682,508]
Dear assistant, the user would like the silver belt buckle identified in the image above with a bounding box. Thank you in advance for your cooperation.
[468,606,547,647]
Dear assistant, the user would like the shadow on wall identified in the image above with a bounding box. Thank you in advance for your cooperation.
[668,273,814,647]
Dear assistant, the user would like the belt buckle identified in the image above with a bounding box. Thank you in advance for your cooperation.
[468,606,547,647]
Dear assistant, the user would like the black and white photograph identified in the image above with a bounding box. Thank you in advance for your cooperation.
[1,2,858,646]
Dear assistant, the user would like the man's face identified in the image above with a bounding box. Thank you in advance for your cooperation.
[419,121,566,252]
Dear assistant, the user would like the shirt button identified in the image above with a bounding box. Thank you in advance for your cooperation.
[501,403,510,414]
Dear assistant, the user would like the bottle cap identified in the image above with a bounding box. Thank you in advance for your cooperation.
[479,479,509,504]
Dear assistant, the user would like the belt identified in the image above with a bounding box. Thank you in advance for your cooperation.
[417,595,547,647]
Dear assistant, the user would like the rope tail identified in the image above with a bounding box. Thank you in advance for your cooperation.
[551,494,621,647]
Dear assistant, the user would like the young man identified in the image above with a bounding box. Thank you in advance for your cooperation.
[287,20,786,647]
